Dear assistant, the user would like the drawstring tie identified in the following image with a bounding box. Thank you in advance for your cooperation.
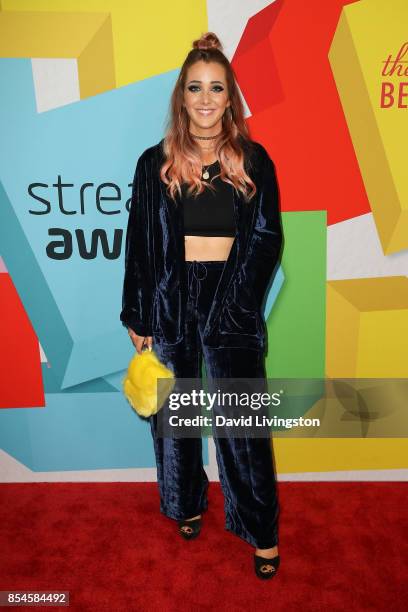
[187,260,208,310]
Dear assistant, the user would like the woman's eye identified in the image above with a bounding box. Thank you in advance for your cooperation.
[187,85,224,93]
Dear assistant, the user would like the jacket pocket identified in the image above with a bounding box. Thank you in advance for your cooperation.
[152,288,184,345]
[221,287,263,338]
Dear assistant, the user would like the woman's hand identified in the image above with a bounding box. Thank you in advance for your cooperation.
[127,328,153,354]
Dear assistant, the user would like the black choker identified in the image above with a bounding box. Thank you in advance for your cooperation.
[190,131,222,140]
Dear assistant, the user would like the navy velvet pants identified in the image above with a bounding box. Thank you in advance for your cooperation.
[149,260,280,548]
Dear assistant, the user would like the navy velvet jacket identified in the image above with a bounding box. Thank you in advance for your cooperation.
[120,138,283,350]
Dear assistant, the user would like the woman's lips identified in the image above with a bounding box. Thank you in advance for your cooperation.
[196,109,215,115]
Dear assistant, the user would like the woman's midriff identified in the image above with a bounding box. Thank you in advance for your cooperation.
[184,235,235,261]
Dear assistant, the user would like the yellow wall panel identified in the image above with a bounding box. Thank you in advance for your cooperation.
[2,0,208,86]
[329,0,408,255]
[275,438,408,473]
[327,277,408,377]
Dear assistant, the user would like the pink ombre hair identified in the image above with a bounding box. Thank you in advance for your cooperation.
[160,32,257,204]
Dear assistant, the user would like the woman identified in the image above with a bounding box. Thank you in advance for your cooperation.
[120,32,283,579]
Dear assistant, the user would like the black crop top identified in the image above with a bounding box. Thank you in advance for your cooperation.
[180,160,236,237]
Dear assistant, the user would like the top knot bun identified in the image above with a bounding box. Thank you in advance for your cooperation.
[192,32,223,52]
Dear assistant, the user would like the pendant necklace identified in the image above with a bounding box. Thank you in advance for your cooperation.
[189,130,220,181]
[201,151,217,180]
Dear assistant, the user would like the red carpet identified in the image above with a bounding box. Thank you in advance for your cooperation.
[0,482,407,611]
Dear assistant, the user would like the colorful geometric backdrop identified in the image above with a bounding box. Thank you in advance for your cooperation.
[0,0,407,482]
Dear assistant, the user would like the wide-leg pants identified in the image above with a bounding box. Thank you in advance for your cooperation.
[149,260,280,548]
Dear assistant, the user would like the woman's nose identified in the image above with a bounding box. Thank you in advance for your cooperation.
[200,90,211,104]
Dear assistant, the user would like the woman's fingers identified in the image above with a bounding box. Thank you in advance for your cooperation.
[138,336,153,353]
[127,328,153,354]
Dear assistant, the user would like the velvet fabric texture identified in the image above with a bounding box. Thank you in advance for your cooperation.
[120,138,283,548]
[120,137,283,351]
[150,260,279,548]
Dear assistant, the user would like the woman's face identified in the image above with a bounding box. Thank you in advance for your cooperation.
[183,60,230,137]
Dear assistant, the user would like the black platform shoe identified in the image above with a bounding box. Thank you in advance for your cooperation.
[254,554,280,580]
[178,516,202,540]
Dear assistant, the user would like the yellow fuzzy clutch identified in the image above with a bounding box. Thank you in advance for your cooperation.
[122,346,175,417]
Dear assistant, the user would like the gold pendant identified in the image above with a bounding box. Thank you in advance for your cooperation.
[202,170,209,179]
